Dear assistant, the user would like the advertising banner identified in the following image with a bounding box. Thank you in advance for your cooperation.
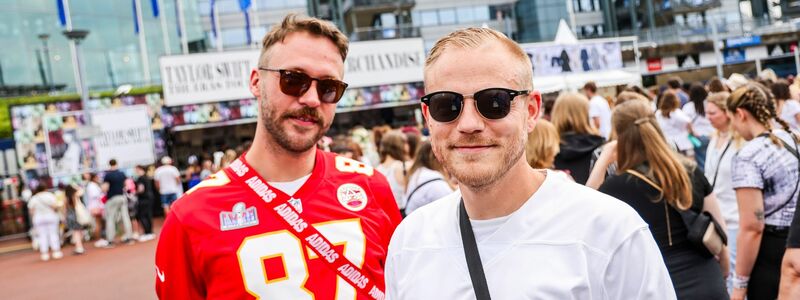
[523,42,623,76]
[90,105,155,171]
[343,38,425,89]
[160,50,258,107]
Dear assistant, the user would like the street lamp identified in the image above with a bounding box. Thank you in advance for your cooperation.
[63,29,92,126]
[37,34,54,91]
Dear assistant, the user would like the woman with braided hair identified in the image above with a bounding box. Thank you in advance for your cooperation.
[726,83,800,300]
[593,100,729,299]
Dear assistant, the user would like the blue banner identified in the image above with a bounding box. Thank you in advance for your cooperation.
[239,0,252,45]
[151,0,159,17]
[210,0,217,38]
[133,0,139,34]
[56,0,66,27]
[725,36,761,48]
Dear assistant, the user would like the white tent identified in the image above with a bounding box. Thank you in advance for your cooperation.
[526,20,641,93]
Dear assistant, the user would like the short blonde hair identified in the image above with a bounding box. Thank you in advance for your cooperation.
[616,91,650,106]
[259,14,349,67]
[526,120,560,169]
[551,92,598,136]
[425,28,532,89]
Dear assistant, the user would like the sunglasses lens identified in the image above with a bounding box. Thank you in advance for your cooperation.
[427,92,462,122]
[279,71,311,97]
[317,80,346,104]
[475,89,512,119]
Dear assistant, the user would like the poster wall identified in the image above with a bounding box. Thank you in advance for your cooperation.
[524,42,624,76]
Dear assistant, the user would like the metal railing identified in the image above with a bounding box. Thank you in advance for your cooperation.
[350,25,422,41]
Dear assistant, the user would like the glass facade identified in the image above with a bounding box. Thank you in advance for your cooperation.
[516,0,569,43]
[0,0,205,93]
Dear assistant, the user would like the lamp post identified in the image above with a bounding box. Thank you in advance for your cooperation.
[38,34,54,91]
[63,29,91,125]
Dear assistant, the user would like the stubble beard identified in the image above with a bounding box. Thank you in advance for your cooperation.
[260,96,329,153]
[433,132,525,191]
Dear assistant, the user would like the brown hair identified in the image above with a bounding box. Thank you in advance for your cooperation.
[379,130,407,162]
[727,83,800,146]
[658,91,680,117]
[406,141,444,189]
[771,80,791,101]
[425,28,532,89]
[551,92,597,135]
[707,77,728,93]
[616,91,650,106]
[526,120,560,169]
[583,82,598,94]
[613,101,692,210]
[372,125,391,152]
[259,14,349,67]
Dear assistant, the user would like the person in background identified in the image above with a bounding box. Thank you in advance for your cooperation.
[683,83,714,171]
[376,130,410,215]
[779,207,800,298]
[64,184,86,255]
[790,75,800,100]
[134,165,156,242]
[772,80,800,130]
[28,182,63,261]
[702,92,743,292]
[219,149,238,169]
[403,128,421,161]
[667,76,690,106]
[97,159,133,248]
[184,155,202,190]
[551,92,605,184]
[403,141,453,215]
[594,100,729,299]
[199,159,214,180]
[84,173,104,240]
[707,77,729,94]
[584,81,612,139]
[525,119,560,169]
[153,156,182,215]
[616,91,651,106]
[656,91,694,158]
[727,83,800,300]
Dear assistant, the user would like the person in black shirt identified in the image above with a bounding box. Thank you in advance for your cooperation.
[593,100,729,299]
[134,165,156,242]
[779,198,800,298]
[97,159,133,247]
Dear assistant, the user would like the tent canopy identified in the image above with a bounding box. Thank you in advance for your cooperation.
[533,69,642,94]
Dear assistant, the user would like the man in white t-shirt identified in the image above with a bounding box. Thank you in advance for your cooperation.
[584,81,612,139]
[385,28,675,299]
[153,156,182,215]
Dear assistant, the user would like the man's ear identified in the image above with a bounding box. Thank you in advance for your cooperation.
[526,90,542,133]
[249,69,261,98]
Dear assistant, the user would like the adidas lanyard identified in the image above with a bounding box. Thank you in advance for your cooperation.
[225,156,386,300]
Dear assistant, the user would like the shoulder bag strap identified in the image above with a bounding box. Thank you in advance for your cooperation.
[459,199,492,300]
[405,178,443,203]
[710,140,732,190]
[765,135,800,218]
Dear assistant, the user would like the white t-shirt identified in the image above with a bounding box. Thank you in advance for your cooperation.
[154,165,183,195]
[655,109,693,151]
[85,181,104,210]
[682,102,714,137]
[386,170,676,300]
[589,95,612,139]
[28,191,60,220]
[780,100,800,130]
[269,174,311,196]
[403,167,453,215]
[704,135,738,230]
[376,161,407,209]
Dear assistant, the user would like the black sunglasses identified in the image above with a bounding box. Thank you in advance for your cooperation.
[259,68,348,104]
[421,88,529,122]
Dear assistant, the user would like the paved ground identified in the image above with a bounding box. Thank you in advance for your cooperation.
[0,219,163,300]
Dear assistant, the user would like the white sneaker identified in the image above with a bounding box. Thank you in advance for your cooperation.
[40,253,50,261]
[94,239,110,248]
[52,251,64,259]
[142,234,156,241]
[132,233,140,240]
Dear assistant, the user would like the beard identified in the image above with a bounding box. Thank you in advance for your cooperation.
[261,97,330,153]
[432,130,526,190]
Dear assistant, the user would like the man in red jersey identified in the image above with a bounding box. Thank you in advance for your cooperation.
[155,14,402,299]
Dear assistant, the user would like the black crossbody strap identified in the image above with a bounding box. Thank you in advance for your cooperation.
[405,178,443,203]
[459,199,492,300]
[710,140,732,190]
[765,136,800,218]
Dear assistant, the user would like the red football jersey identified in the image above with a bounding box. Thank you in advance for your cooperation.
[155,150,402,299]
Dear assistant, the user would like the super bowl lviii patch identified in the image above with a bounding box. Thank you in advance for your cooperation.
[337,183,368,212]
[220,202,259,231]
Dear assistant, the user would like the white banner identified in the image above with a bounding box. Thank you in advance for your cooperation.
[523,42,623,76]
[160,50,258,107]
[91,105,155,171]
[343,38,425,89]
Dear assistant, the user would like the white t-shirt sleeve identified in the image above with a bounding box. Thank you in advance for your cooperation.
[603,227,676,299]
[673,110,692,125]
[589,97,603,118]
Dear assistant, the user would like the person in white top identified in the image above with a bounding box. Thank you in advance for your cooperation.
[403,141,453,215]
[656,90,694,156]
[385,27,675,300]
[28,183,63,261]
[153,156,183,215]
[773,80,800,130]
[683,83,715,171]
[584,81,612,139]
[703,92,742,291]
[375,130,409,215]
